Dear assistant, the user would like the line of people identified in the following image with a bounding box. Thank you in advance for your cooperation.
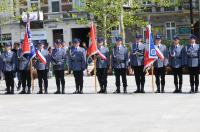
[0,34,199,94]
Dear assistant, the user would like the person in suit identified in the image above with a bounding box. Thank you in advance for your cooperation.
[111,37,129,94]
[130,35,146,93]
[154,34,169,93]
[68,38,86,94]
[12,42,21,91]
[1,42,16,94]
[96,38,110,94]
[18,49,31,94]
[51,39,66,94]
[169,35,184,93]
[184,34,200,93]
[34,41,49,94]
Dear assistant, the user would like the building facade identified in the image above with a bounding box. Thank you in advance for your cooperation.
[1,0,90,46]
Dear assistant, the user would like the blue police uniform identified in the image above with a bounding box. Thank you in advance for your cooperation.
[130,35,146,93]
[51,40,66,94]
[154,35,169,93]
[68,39,86,94]
[96,38,110,93]
[111,37,128,93]
[184,35,200,93]
[169,35,184,93]
[1,43,16,94]
[34,44,49,94]
[18,49,31,94]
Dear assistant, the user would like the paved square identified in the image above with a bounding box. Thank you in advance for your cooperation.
[0,75,199,132]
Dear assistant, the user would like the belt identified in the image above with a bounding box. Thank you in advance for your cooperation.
[114,60,125,63]
[172,57,182,59]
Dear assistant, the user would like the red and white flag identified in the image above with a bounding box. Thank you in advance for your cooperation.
[144,25,165,70]
[87,22,107,60]
[21,22,31,54]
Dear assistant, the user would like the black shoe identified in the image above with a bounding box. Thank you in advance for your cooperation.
[37,91,43,94]
[54,91,61,94]
[123,87,127,94]
[79,91,83,94]
[155,90,160,93]
[161,90,165,93]
[5,91,10,94]
[189,89,195,94]
[113,90,120,94]
[173,89,179,93]
[140,90,145,93]
[98,90,104,94]
[44,91,48,94]
[27,90,31,94]
[134,90,140,93]
[19,91,26,94]
[103,90,107,94]
[17,87,21,91]
[62,91,65,94]
[73,90,79,94]
[10,91,14,94]
[178,89,182,93]
[195,87,199,93]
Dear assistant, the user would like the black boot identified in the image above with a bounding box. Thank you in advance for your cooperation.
[98,85,104,94]
[195,86,199,93]
[155,84,160,93]
[103,85,107,94]
[161,85,165,93]
[113,87,120,93]
[37,87,43,94]
[134,85,140,93]
[44,87,48,94]
[123,87,127,94]
[62,86,65,94]
[27,87,31,94]
[19,87,26,94]
[73,85,79,94]
[10,87,14,94]
[54,87,60,94]
[173,85,179,93]
[178,85,182,93]
[79,85,83,94]
[189,86,194,93]
[141,85,145,93]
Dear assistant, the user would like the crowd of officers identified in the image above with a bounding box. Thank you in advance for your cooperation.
[0,34,200,94]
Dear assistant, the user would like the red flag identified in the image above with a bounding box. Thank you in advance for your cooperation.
[21,23,30,54]
[87,22,107,60]
[87,22,97,57]
[144,50,156,70]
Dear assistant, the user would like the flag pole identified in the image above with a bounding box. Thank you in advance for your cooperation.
[94,55,97,94]
[30,59,34,92]
[151,64,155,93]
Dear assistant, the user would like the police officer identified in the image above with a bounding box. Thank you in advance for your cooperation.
[34,41,49,94]
[130,35,146,93]
[154,35,169,93]
[68,38,86,94]
[1,42,16,94]
[184,35,200,93]
[51,39,66,94]
[111,37,129,93]
[96,38,110,94]
[18,49,31,94]
[169,35,184,93]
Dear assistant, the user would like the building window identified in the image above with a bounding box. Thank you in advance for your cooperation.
[52,0,60,12]
[166,22,176,40]
[30,0,39,11]
[73,0,83,8]
[143,1,152,6]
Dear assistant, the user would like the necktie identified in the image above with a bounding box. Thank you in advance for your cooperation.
[118,47,120,51]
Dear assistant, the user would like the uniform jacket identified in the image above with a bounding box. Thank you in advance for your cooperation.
[130,42,145,66]
[96,46,110,69]
[51,48,66,70]
[35,49,48,70]
[1,51,16,72]
[169,44,184,68]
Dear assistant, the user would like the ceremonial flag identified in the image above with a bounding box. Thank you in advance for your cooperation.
[36,50,46,65]
[21,22,31,54]
[87,22,107,60]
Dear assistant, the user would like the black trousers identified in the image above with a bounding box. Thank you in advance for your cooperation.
[73,70,83,91]
[188,67,199,88]
[154,67,165,90]
[132,66,145,87]
[4,71,14,93]
[97,68,108,90]
[54,70,65,92]
[20,70,31,90]
[172,68,182,87]
[114,68,127,88]
[37,70,48,92]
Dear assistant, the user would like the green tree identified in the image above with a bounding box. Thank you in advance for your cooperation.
[77,0,178,44]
